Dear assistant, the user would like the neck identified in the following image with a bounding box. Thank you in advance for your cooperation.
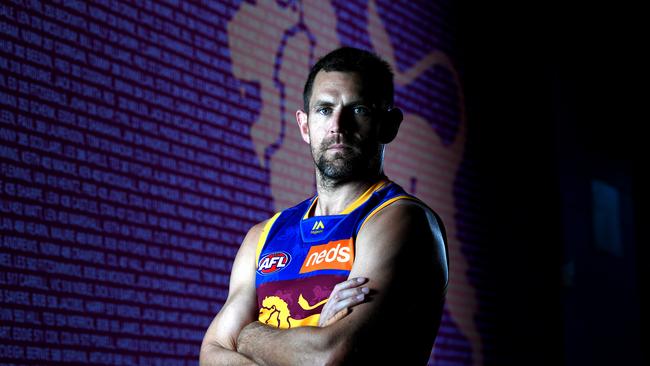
[313,171,385,216]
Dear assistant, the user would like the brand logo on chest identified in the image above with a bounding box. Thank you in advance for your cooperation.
[257,251,292,275]
[311,220,325,234]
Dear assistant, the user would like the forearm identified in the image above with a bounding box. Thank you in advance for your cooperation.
[237,321,339,366]
[200,342,258,366]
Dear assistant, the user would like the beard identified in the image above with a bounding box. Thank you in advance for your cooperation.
[313,135,381,183]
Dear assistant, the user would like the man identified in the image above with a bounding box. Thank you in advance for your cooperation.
[200,47,448,365]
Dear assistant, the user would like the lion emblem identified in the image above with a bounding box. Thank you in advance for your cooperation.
[259,295,327,329]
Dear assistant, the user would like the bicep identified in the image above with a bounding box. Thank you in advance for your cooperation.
[203,289,257,351]
[202,223,262,352]
[327,202,447,363]
[351,201,447,297]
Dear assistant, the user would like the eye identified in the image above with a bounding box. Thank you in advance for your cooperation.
[316,107,332,116]
[353,106,371,116]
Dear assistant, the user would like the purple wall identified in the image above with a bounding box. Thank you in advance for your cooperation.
[1,1,489,364]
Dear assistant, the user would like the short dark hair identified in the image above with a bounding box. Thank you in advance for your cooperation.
[302,47,394,112]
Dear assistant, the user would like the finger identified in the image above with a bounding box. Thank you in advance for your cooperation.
[321,287,365,321]
[320,307,349,327]
[329,292,367,315]
[321,308,349,327]
[318,292,357,327]
[333,286,369,301]
[319,279,369,327]
[332,277,368,294]
[319,292,367,327]
[331,308,349,322]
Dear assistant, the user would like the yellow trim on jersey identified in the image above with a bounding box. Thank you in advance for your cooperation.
[255,212,282,267]
[341,179,390,214]
[303,179,391,219]
[303,198,319,220]
[357,195,418,232]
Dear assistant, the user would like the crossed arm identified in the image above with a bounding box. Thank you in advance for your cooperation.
[199,200,448,366]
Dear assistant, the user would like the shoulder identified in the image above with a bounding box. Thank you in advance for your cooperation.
[356,198,448,286]
[360,198,444,242]
[238,215,276,260]
[244,220,267,244]
[244,210,289,267]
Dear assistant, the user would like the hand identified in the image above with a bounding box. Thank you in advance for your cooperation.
[318,277,369,327]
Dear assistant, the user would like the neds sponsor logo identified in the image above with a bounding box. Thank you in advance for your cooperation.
[299,239,354,274]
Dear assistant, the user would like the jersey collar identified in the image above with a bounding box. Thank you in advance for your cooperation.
[302,178,391,219]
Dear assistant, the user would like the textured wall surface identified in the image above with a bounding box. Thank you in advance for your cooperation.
[1,1,487,364]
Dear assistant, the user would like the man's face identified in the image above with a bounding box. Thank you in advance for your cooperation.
[296,71,383,182]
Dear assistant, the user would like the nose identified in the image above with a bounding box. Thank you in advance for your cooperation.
[328,109,343,134]
[328,108,353,134]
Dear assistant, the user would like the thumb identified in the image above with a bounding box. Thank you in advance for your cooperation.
[322,308,349,327]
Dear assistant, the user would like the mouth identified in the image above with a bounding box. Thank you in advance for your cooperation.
[325,143,359,154]
[327,143,349,150]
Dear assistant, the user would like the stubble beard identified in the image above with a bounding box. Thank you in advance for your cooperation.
[313,137,382,187]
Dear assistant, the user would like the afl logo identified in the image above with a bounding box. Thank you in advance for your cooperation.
[257,252,291,275]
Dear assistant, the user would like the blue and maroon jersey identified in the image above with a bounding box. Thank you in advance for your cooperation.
[255,179,417,329]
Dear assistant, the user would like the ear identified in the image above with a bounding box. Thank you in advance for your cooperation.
[378,107,403,144]
[296,109,310,144]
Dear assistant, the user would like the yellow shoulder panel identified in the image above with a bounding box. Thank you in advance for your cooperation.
[255,212,281,267]
[357,195,418,232]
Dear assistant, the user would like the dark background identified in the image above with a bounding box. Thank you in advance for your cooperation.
[457,1,644,364]
[0,1,644,364]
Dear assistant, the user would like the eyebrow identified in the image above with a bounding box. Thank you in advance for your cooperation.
[311,99,369,110]
[312,100,335,108]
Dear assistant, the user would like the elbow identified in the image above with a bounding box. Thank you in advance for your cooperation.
[319,347,341,366]
[199,339,231,366]
[315,330,352,366]
[198,344,211,366]
[323,347,349,366]
[199,341,218,366]
[317,348,346,366]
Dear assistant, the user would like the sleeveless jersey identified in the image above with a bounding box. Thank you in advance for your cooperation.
[255,179,417,329]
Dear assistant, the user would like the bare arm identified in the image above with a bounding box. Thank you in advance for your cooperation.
[236,200,448,365]
[200,217,370,365]
[199,222,264,366]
